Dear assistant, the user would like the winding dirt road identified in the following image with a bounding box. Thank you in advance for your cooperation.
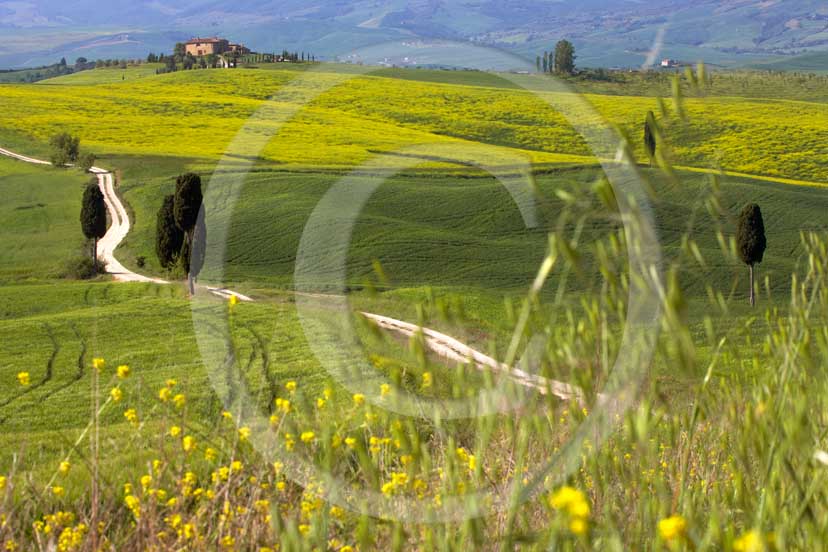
[3,146,585,402]
[0,147,250,299]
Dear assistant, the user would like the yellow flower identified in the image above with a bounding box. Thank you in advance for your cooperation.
[182,436,196,453]
[58,461,71,475]
[298,524,310,536]
[275,398,291,414]
[158,387,171,402]
[352,393,365,406]
[110,387,123,402]
[92,358,105,372]
[0,476,7,491]
[344,437,357,449]
[165,379,177,387]
[658,515,687,542]
[221,410,233,421]
[301,431,315,443]
[733,529,774,552]
[116,365,130,379]
[228,295,239,307]
[550,486,590,533]
[285,380,297,393]
[17,372,30,386]
[173,394,186,409]
[204,447,217,461]
[169,426,181,437]
[569,516,588,535]
[124,409,139,425]
[340,547,354,552]
[316,397,326,409]
[421,372,432,389]
[380,383,391,397]
[52,486,65,497]
[125,495,141,519]
[239,427,251,441]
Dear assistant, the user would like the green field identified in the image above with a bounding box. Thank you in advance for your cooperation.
[1,63,828,550]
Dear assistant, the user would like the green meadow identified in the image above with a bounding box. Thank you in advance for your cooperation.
[1,63,827,549]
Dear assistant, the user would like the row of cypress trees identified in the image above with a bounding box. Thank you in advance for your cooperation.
[156,173,205,295]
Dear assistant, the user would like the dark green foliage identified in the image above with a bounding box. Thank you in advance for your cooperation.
[78,152,97,172]
[173,173,203,238]
[644,111,657,160]
[173,173,203,294]
[155,194,183,269]
[50,149,70,168]
[553,40,576,75]
[737,203,767,266]
[49,132,80,164]
[79,180,107,266]
[178,207,206,276]
[189,207,207,279]
[737,203,767,306]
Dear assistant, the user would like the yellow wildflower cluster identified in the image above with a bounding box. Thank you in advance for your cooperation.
[733,529,776,552]
[549,486,590,536]
[658,515,687,543]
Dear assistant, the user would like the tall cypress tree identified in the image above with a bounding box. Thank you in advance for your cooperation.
[644,110,657,162]
[183,206,207,282]
[80,180,107,271]
[736,203,767,307]
[173,173,203,294]
[155,194,183,269]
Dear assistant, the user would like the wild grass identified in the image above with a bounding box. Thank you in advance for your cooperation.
[0,156,91,280]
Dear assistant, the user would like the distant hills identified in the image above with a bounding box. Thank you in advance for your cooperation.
[1,1,827,70]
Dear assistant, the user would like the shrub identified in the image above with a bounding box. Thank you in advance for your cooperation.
[60,256,106,279]
[78,152,97,172]
[49,132,80,163]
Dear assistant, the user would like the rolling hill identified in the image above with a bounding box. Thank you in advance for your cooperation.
[2,1,828,69]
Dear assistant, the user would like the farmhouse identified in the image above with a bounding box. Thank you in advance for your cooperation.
[185,37,250,57]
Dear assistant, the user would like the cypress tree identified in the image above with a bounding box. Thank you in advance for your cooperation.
[182,206,207,281]
[644,110,657,162]
[736,203,767,307]
[155,194,183,269]
[173,173,203,294]
[80,180,107,271]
